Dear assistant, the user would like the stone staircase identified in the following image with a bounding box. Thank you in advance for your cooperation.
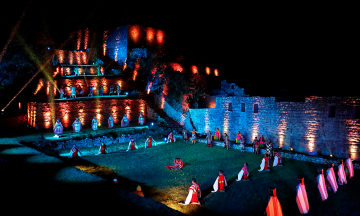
[141,93,183,134]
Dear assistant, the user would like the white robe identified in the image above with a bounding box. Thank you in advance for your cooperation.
[273,156,280,167]
[236,170,249,181]
[212,176,228,192]
[259,158,265,171]
[184,190,193,205]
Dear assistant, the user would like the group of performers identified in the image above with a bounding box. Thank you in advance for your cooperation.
[59,83,122,99]
[53,113,146,137]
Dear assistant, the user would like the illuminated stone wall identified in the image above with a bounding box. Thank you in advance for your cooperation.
[104,25,128,65]
[28,99,146,129]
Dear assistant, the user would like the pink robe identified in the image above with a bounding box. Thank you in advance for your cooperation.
[296,179,309,214]
[317,173,328,201]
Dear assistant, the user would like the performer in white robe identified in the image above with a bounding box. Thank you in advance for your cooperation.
[346,154,354,179]
[53,119,63,138]
[296,178,309,214]
[317,168,328,201]
[91,116,98,130]
[121,114,130,127]
[273,152,283,167]
[212,170,228,192]
[259,154,270,171]
[337,159,347,185]
[179,178,201,205]
[72,118,82,133]
[126,139,138,151]
[138,112,145,125]
[108,114,114,128]
[326,163,338,193]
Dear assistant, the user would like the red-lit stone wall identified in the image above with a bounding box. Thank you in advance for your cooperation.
[28,99,146,129]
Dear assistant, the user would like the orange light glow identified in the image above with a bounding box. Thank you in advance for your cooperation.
[46,81,50,96]
[133,58,140,81]
[130,25,140,43]
[75,51,81,65]
[157,30,164,44]
[18,102,21,110]
[66,67,71,76]
[54,80,57,96]
[123,57,127,70]
[77,30,82,50]
[58,50,64,64]
[81,52,87,64]
[34,79,43,95]
[170,63,183,72]
[78,68,82,75]
[84,28,89,50]
[100,66,104,75]
[214,69,219,76]
[192,65,198,75]
[60,67,64,76]
[69,52,74,65]
[147,27,155,43]
[90,67,95,75]
[206,67,210,75]
[103,30,108,56]
[53,67,59,77]
[147,82,152,94]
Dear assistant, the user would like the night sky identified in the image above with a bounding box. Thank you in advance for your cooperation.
[1,1,357,96]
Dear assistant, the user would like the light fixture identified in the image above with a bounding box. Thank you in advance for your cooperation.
[290,148,294,151]
[151,122,154,126]
[330,154,333,157]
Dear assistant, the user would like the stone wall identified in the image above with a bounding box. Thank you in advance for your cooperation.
[0,113,27,128]
[28,99,146,129]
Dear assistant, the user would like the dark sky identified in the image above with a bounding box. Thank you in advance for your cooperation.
[1,1,357,96]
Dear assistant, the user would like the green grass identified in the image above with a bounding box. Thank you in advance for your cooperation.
[76,141,360,216]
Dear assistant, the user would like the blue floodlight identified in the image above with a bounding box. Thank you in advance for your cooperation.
[47,47,50,50]
[126,92,128,95]
[164,138,167,141]
[151,122,154,126]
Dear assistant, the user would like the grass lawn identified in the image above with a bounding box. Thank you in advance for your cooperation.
[66,140,360,216]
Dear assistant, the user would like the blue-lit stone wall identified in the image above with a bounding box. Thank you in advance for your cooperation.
[104,25,128,65]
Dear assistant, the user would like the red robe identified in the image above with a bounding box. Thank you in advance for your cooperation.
[296,179,309,214]
[100,144,106,154]
[190,183,200,203]
[266,189,283,216]
[130,140,135,150]
[218,174,225,191]
[242,166,249,179]
[168,133,174,142]
[166,159,183,170]
[147,137,153,147]
[264,156,269,169]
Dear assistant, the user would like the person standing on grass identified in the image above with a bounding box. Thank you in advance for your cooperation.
[259,135,265,148]
[266,140,273,159]
[53,119,63,138]
[182,128,189,142]
[121,114,130,127]
[191,128,197,144]
[179,178,201,205]
[265,187,283,216]
[206,130,213,147]
[72,117,83,133]
[296,177,309,214]
[253,136,260,155]
[224,133,230,150]
[235,131,242,144]
[108,114,114,129]
[214,128,221,140]
[212,170,228,192]
[240,135,245,152]
[91,116,98,130]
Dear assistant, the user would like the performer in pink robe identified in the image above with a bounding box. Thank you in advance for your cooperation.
[337,159,347,185]
[167,132,175,143]
[179,178,201,205]
[273,151,283,167]
[126,139,138,151]
[138,112,145,125]
[212,170,228,192]
[91,116,98,130]
[72,118,83,133]
[121,114,130,127]
[259,135,265,148]
[296,178,309,214]
[214,128,221,140]
[237,163,249,181]
[317,168,328,201]
[53,119,63,138]
[326,163,338,193]
[145,136,156,148]
[68,145,82,158]
[108,114,114,128]
[235,131,242,144]
[265,187,283,216]
[345,154,354,179]
[166,158,183,170]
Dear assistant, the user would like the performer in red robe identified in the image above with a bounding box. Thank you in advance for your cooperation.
[265,187,283,216]
[273,151,283,167]
[214,128,221,140]
[237,163,249,181]
[337,159,347,185]
[345,154,354,179]
[53,119,63,138]
[166,158,183,170]
[72,117,83,133]
[296,178,309,214]
[68,145,82,158]
[126,139,138,151]
[317,168,328,201]
[259,154,270,171]
[326,163,338,193]
[167,132,175,143]
[179,178,201,205]
[96,143,108,155]
[108,114,114,129]
[212,170,228,192]
[145,136,156,148]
